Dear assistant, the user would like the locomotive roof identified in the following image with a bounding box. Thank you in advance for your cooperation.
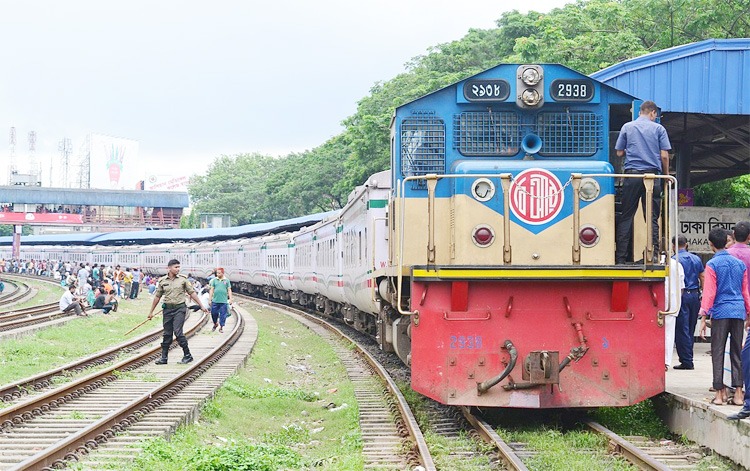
[393,62,638,113]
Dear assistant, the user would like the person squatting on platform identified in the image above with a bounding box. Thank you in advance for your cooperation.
[148,259,209,365]
[699,228,750,408]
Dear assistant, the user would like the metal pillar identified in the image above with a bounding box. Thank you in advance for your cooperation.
[11,225,21,259]
[676,143,693,190]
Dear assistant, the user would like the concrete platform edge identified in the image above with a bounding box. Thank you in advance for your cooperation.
[655,392,750,469]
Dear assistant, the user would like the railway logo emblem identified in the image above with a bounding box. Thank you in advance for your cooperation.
[509,169,564,225]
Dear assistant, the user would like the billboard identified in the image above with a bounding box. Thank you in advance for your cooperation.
[144,174,190,192]
[89,134,140,190]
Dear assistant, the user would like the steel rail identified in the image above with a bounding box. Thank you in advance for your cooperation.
[0,302,59,318]
[0,312,207,432]
[461,407,529,471]
[585,420,672,471]
[254,295,436,471]
[0,322,167,402]
[11,309,238,470]
[0,280,31,305]
[0,280,22,303]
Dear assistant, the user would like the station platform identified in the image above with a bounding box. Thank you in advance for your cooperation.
[662,341,750,468]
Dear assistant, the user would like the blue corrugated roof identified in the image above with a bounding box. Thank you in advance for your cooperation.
[591,39,750,115]
[0,211,339,246]
[0,232,103,246]
[0,186,189,208]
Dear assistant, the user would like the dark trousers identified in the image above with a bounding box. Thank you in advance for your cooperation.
[675,291,701,367]
[710,318,744,390]
[211,302,229,327]
[615,177,662,263]
[162,306,190,354]
[742,329,750,408]
[130,282,139,299]
[62,302,82,315]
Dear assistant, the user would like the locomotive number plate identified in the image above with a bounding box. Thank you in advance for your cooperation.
[463,79,510,102]
[550,79,594,101]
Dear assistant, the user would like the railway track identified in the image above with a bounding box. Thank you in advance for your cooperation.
[254,296,435,471]
[0,279,32,306]
[0,303,257,470]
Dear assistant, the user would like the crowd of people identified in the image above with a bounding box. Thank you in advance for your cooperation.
[665,222,750,420]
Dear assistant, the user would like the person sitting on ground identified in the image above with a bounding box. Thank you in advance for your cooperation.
[102,289,119,314]
[92,291,107,310]
[59,285,86,316]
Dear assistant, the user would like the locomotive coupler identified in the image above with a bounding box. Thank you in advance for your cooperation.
[477,339,517,395]
[522,351,560,384]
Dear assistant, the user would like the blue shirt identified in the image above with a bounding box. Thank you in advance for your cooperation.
[674,249,704,290]
[615,116,671,172]
[704,250,747,320]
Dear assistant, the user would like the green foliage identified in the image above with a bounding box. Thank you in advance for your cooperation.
[180,210,200,229]
[222,381,318,402]
[188,441,301,471]
[694,175,750,208]
[0,225,33,237]
[591,399,670,438]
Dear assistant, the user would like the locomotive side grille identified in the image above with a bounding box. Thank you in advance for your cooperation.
[401,117,445,190]
[536,112,602,156]
[453,111,520,156]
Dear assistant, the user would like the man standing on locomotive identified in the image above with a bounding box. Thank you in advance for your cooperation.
[148,259,209,365]
[614,100,672,264]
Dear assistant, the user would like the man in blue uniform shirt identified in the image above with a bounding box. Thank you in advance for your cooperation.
[614,100,672,264]
[672,235,704,370]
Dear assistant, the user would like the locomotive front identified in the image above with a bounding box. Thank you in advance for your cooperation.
[386,64,676,408]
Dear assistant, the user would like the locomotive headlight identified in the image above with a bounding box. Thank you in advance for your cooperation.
[520,88,541,107]
[471,178,495,202]
[472,225,495,247]
[520,67,541,85]
[579,225,600,247]
[578,178,600,202]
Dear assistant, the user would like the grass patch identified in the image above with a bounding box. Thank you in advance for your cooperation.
[589,399,670,438]
[0,295,158,385]
[497,426,635,471]
[110,305,363,470]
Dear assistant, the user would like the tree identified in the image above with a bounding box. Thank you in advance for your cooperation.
[694,175,750,208]
[0,225,33,237]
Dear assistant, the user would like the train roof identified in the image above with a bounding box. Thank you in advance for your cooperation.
[0,210,339,247]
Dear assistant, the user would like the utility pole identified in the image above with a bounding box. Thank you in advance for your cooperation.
[8,127,16,184]
[58,138,72,188]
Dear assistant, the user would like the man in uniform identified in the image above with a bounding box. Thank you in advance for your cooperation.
[614,100,671,264]
[148,259,209,365]
[673,235,704,370]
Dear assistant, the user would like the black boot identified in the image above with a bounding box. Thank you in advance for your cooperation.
[155,346,169,365]
[179,346,193,364]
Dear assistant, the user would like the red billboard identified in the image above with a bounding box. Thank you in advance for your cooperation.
[0,212,84,225]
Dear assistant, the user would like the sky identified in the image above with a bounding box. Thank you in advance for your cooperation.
[0,0,572,189]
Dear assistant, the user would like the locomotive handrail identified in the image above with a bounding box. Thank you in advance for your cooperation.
[584,173,680,320]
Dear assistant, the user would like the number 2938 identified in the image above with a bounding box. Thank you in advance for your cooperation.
[449,335,483,349]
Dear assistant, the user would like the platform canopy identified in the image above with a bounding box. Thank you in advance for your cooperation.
[592,39,750,186]
[0,186,189,208]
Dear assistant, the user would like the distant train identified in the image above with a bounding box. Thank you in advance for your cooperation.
[3,63,678,409]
